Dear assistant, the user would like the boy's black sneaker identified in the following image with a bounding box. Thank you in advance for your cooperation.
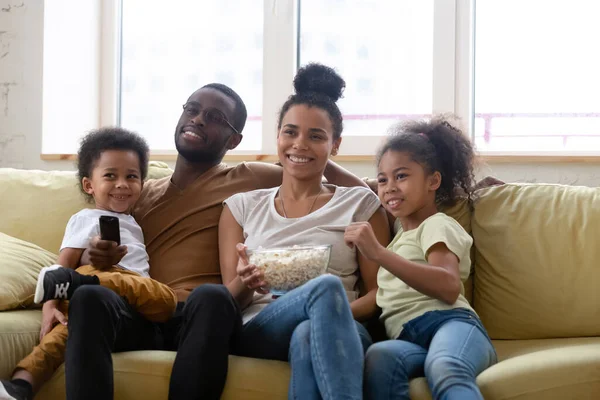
[34,265,99,304]
[0,379,32,400]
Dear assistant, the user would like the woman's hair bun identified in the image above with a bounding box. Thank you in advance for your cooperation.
[293,63,345,102]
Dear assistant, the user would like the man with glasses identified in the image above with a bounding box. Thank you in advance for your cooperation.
[55,83,363,400]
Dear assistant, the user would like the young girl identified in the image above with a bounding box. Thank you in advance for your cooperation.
[344,117,497,399]
[0,128,176,400]
[208,63,390,400]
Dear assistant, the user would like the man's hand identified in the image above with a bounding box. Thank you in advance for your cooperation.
[87,236,127,270]
[235,244,269,294]
[344,222,385,261]
[40,300,67,340]
[474,176,505,190]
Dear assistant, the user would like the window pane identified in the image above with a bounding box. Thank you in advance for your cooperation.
[474,0,600,153]
[120,0,263,151]
[299,0,433,137]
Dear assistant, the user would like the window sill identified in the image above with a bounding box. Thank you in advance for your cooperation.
[40,154,600,164]
[478,154,600,164]
[40,154,378,163]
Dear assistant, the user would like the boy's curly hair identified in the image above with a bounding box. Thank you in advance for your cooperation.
[376,115,476,207]
[77,127,149,202]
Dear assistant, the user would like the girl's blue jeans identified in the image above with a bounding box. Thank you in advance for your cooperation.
[364,308,497,400]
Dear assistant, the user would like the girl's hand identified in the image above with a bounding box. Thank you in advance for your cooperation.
[344,222,385,261]
[235,244,269,295]
[40,300,67,340]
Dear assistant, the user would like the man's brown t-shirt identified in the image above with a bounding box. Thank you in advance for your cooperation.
[133,162,282,302]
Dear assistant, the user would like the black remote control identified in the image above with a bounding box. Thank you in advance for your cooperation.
[99,215,121,245]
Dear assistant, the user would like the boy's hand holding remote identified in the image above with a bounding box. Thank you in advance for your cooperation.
[86,235,128,270]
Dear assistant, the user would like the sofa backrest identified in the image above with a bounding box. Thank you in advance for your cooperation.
[0,162,173,253]
[472,183,600,339]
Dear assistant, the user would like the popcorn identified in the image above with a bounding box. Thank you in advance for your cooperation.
[247,245,332,294]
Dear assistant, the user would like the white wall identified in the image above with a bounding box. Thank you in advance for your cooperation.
[0,0,598,186]
[0,0,44,169]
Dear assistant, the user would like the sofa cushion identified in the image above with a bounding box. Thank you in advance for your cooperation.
[408,378,433,400]
[492,336,600,362]
[0,309,42,379]
[0,162,173,253]
[398,337,600,400]
[472,183,600,339]
[0,234,57,311]
[479,337,600,400]
[36,351,290,400]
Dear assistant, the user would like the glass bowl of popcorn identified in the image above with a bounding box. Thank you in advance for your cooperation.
[246,244,332,296]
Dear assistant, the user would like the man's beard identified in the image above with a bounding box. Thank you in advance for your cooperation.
[175,140,223,164]
[175,142,223,164]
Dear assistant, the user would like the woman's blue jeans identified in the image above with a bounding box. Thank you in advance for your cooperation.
[234,274,370,400]
[364,308,497,400]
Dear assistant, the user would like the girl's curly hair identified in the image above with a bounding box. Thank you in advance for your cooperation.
[376,115,476,207]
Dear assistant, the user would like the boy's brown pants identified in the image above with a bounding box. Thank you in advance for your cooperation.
[15,265,177,383]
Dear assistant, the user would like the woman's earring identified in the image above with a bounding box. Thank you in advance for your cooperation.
[332,148,338,156]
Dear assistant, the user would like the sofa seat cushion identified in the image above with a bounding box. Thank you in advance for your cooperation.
[472,183,600,339]
[0,309,41,379]
[35,351,291,400]
[6,310,600,399]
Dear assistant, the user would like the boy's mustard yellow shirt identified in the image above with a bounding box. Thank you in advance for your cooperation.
[377,212,475,339]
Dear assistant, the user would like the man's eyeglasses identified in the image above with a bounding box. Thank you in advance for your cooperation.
[182,103,240,135]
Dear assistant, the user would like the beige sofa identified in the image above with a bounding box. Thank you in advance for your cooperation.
[1,163,599,399]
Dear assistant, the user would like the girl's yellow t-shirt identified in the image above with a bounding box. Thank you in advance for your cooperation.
[377,212,475,339]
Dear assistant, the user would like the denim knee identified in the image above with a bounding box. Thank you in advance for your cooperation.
[365,342,400,376]
[314,274,344,291]
[310,274,346,303]
[425,354,473,383]
[310,275,347,311]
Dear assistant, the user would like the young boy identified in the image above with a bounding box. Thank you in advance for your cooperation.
[0,127,176,400]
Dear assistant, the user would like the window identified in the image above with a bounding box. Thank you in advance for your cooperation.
[120,0,263,152]
[118,0,440,156]
[42,0,101,156]
[474,0,600,154]
[299,0,433,139]
[41,0,600,158]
